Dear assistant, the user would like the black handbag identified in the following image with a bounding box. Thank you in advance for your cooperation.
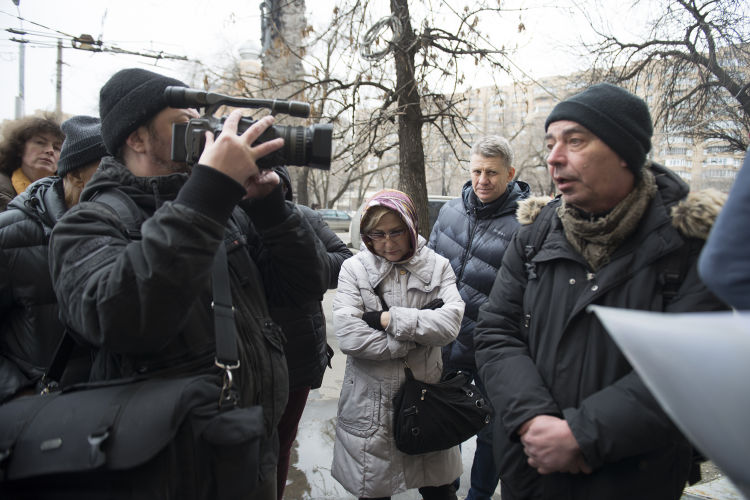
[392,362,493,455]
[0,246,263,500]
[373,283,493,456]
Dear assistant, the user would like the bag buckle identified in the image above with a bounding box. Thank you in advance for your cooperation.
[38,375,58,395]
[87,431,109,467]
[216,363,239,407]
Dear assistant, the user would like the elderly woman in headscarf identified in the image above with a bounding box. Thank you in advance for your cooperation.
[331,189,465,500]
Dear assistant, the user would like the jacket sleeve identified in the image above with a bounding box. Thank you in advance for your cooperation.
[475,227,562,439]
[564,236,729,469]
[239,187,330,309]
[49,166,248,354]
[308,208,353,288]
[699,152,750,310]
[385,262,464,348]
[427,218,440,251]
[333,259,416,360]
[0,246,33,401]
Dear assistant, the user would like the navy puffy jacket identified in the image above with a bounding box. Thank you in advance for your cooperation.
[428,179,530,369]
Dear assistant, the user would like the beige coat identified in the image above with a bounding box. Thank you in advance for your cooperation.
[331,237,465,498]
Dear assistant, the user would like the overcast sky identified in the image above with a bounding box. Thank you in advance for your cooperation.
[0,0,602,124]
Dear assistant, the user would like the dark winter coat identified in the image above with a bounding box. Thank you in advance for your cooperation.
[0,177,67,402]
[267,204,352,391]
[428,179,530,369]
[699,151,750,310]
[0,171,15,212]
[49,157,330,483]
[475,163,728,500]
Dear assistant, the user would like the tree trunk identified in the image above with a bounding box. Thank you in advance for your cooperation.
[296,167,309,206]
[391,0,430,239]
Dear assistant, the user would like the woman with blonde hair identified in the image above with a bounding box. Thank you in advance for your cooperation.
[331,189,465,500]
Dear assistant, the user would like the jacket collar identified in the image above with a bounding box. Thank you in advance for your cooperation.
[358,236,436,287]
[461,179,531,220]
[8,176,67,237]
[80,156,188,211]
[536,173,684,272]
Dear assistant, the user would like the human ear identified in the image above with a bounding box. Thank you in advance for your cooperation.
[124,126,148,154]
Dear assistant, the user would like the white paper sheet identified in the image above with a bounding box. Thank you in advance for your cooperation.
[588,306,750,498]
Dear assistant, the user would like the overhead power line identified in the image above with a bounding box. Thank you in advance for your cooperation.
[1,10,189,61]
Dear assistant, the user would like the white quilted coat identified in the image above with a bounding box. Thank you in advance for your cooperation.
[331,237,465,498]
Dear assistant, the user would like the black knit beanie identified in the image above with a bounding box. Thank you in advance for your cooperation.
[545,83,653,177]
[99,68,187,155]
[57,115,109,177]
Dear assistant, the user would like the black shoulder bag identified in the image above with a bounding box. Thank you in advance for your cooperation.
[376,284,493,456]
[0,245,263,500]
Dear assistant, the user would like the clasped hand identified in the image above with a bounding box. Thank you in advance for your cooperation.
[517,415,592,475]
[198,110,285,199]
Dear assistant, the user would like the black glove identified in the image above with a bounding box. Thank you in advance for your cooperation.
[420,298,444,310]
[362,311,385,330]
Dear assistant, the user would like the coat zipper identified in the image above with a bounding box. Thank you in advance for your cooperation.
[456,207,479,284]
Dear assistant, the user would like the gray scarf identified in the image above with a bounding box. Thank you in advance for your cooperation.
[557,168,657,271]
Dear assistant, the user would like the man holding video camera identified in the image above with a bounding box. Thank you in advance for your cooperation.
[48,68,329,498]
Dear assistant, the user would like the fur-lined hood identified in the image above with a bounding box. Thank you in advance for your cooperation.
[517,186,726,240]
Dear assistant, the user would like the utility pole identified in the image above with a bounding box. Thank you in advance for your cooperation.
[12,0,24,119]
[15,42,25,119]
[55,38,62,116]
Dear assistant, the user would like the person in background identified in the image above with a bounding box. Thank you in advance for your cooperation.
[428,134,529,500]
[698,151,750,310]
[272,166,353,499]
[474,83,728,500]
[331,189,465,500]
[0,115,106,402]
[0,114,64,212]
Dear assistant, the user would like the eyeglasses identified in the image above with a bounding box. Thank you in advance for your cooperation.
[365,228,408,242]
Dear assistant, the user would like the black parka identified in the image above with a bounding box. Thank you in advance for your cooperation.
[267,204,352,391]
[49,158,330,482]
[0,177,67,402]
[429,179,529,369]
[475,164,728,500]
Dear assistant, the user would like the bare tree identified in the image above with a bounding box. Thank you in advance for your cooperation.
[247,0,530,238]
[577,0,750,152]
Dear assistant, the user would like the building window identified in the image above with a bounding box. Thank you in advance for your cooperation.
[665,159,687,167]
[703,169,737,179]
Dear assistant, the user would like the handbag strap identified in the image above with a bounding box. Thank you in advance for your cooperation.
[41,244,240,398]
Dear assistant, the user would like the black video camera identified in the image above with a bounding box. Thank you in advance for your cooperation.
[165,87,332,170]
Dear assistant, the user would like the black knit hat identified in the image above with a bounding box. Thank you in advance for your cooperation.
[545,83,653,177]
[57,116,109,177]
[99,68,187,155]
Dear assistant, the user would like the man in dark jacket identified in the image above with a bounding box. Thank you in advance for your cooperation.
[48,69,329,499]
[428,135,529,500]
[272,166,352,499]
[0,115,105,402]
[475,84,728,500]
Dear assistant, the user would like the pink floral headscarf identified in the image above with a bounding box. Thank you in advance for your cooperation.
[360,189,419,262]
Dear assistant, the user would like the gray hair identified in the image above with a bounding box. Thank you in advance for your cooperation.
[470,135,514,170]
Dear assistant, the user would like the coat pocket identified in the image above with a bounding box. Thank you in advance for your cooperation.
[337,370,379,438]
